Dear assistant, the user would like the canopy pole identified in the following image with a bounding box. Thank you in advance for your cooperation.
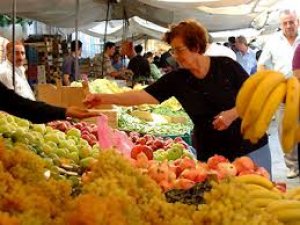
[12,0,16,90]
[75,0,80,80]
[101,0,111,78]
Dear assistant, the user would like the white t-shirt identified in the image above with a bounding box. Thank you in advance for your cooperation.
[0,37,9,64]
[0,60,35,100]
[258,31,300,78]
[205,43,237,61]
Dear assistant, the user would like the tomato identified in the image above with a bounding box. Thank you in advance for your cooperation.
[131,145,153,160]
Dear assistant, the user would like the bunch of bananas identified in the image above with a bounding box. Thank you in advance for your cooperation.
[236,70,300,153]
[234,174,300,224]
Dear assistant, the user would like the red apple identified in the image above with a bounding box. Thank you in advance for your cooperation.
[233,156,255,174]
[131,145,153,160]
[207,155,229,170]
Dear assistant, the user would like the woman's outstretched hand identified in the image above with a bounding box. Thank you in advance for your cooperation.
[83,94,102,108]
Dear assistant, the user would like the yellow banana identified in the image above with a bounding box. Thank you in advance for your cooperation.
[251,82,286,141]
[245,183,272,192]
[281,76,300,153]
[272,209,300,223]
[249,189,283,200]
[267,199,300,212]
[286,222,300,225]
[241,71,285,135]
[250,198,276,208]
[236,71,270,118]
[285,187,300,199]
[235,174,274,190]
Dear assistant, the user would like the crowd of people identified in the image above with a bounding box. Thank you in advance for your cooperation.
[0,7,299,180]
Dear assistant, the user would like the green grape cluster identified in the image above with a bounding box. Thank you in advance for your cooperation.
[192,179,283,225]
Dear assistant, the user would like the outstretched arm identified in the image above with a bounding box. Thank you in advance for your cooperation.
[84,90,159,108]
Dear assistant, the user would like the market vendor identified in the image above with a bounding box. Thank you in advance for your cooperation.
[84,20,271,174]
[0,81,99,124]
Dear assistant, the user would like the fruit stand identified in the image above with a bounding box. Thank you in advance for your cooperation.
[0,105,300,225]
[0,76,300,224]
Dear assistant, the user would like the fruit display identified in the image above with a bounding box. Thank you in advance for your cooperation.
[1,134,299,225]
[48,120,98,146]
[2,138,297,225]
[0,113,99,180]
[236,70,300,152]
[131,151,271,193]
[128,132,193,161]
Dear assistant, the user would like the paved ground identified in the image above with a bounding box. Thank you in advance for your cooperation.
[269,121,300,189]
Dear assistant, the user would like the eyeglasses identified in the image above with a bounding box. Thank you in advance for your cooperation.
[169,46,188,55]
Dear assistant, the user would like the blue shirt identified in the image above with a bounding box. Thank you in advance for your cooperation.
[236,48,257,75]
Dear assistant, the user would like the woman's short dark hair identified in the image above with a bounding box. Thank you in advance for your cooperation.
[163,20,208,54]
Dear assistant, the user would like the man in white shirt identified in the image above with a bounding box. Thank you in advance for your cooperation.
[0,41,35,100]
[205,34,237,61]
[235,35,257,75]
[258,9,300,179]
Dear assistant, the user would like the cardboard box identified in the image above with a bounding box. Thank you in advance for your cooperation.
[36,82,113,109]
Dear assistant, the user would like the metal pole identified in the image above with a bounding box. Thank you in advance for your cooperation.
[12,0,16,90]
[75,0,79,80]
[101,0,110,78]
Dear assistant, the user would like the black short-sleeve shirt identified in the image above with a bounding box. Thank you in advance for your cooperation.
[145,57,267,161]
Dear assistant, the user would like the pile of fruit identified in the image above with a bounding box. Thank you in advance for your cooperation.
[2,139,298,225]
[131,150,271,194]
[128,132,193,161]
[48,120,98,146]
[0,113,99,183]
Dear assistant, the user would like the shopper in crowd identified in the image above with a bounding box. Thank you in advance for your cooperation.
[227,36,237,52]
[111,51,123,71]
[159,49,178,73]
[0,80,99,124]
[127,44,150,84]
[258,9,300,179]
[235,35,257,75]
[0,41,35,100]
[62,40,82,86]
[205,34,237,61]
[84,20,271,174]
[94,42,130,80]
[0,35,8,64]
[145,51,162,82]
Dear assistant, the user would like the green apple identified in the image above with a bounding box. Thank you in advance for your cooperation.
[31,124,46,134]
[44,133,60,144]
[68,144,78,153]
[14,117,30,128]
[80,157,96,169]
[79,147,90,159]
[69,152,80,163]
[42,143,54,155]
[66,128,81,138]
[55,148,68,158]
[58,139,69,149]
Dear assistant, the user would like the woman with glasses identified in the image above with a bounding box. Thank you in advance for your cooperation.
[84,20,271,174]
